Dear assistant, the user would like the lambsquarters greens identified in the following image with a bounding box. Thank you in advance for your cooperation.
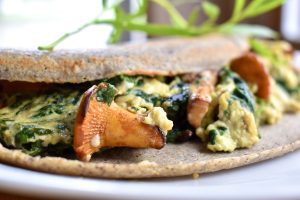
[1,39,299,160]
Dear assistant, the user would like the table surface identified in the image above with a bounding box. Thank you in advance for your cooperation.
[0,192,54,200]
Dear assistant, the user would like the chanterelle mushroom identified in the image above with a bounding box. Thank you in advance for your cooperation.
[73,83,165,161]
[187,70,218,128]
[230,52,271,100]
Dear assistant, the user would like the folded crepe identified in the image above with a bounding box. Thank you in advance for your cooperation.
[0,34,299,178]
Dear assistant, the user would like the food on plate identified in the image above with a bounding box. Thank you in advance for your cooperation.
[0,35,300,178]
[74,83,166,161]
[230,52,271,100]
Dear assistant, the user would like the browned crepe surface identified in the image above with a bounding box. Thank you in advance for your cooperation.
[0,35,248,83]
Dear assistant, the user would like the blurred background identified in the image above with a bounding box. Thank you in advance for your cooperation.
[0,0,299,50]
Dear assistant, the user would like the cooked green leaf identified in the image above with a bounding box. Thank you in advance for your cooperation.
[208,129,217,145]
[96,84,117,105]
[219,68,255,113]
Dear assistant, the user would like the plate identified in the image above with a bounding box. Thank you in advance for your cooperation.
[0,149,299,200]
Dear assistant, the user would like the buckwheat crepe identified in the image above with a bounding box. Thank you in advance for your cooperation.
[0,34,299,179]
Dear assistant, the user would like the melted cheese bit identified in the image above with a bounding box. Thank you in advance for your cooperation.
[143,107,173,134]
[91,134,101,148]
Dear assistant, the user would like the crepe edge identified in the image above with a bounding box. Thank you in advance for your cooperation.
[0,138,299,179]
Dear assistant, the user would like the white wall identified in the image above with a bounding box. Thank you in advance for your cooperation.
[0,0,113,49]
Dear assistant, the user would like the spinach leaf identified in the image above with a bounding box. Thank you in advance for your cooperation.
[162,83,189,121]
[208,125,227,145]
[15,127,35,147]
[21,140,44,156]
[96,83,117,106]
[0,89,79,156]
[0,120,7,131]
[32,104,64,118]
[208,126,228,145]
[217,126,227,133]
[21,140,71,156]
[104,75,144,87]
[208,129,218,145]
[15,102,32,115]
[13,125,72,156]
[30,92,79,118]
[275,79,300,95]
[15,125,53,148]
[167,128,193,143]
[164,82,193,143]
[129,89,163,106]
[232,81,255,113]
[219,68,255,113]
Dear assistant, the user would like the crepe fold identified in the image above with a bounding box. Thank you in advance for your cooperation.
[0,34,247,83]
[0,34,299,179]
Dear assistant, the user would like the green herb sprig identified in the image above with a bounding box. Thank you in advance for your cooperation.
[38,0,285,51]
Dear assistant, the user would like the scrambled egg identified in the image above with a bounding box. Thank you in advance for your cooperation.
[0,92,78,148]
[143,107,173,134]
[217,92,259,149]
[257,79,300,125]
[253,40,300,125]
[252,39,299,90]
[138,78,178,97]
[197,91,259,152]
[196,69,259,152]
[115,94,153,114]
[205,121,236,152]
[114,76,177,134]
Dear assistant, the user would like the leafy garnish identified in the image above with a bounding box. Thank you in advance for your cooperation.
[38,0,285,51]
[250,38,274,59]
[231,24,278,38]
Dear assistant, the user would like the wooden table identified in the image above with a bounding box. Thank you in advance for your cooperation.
[0,192,59,200]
